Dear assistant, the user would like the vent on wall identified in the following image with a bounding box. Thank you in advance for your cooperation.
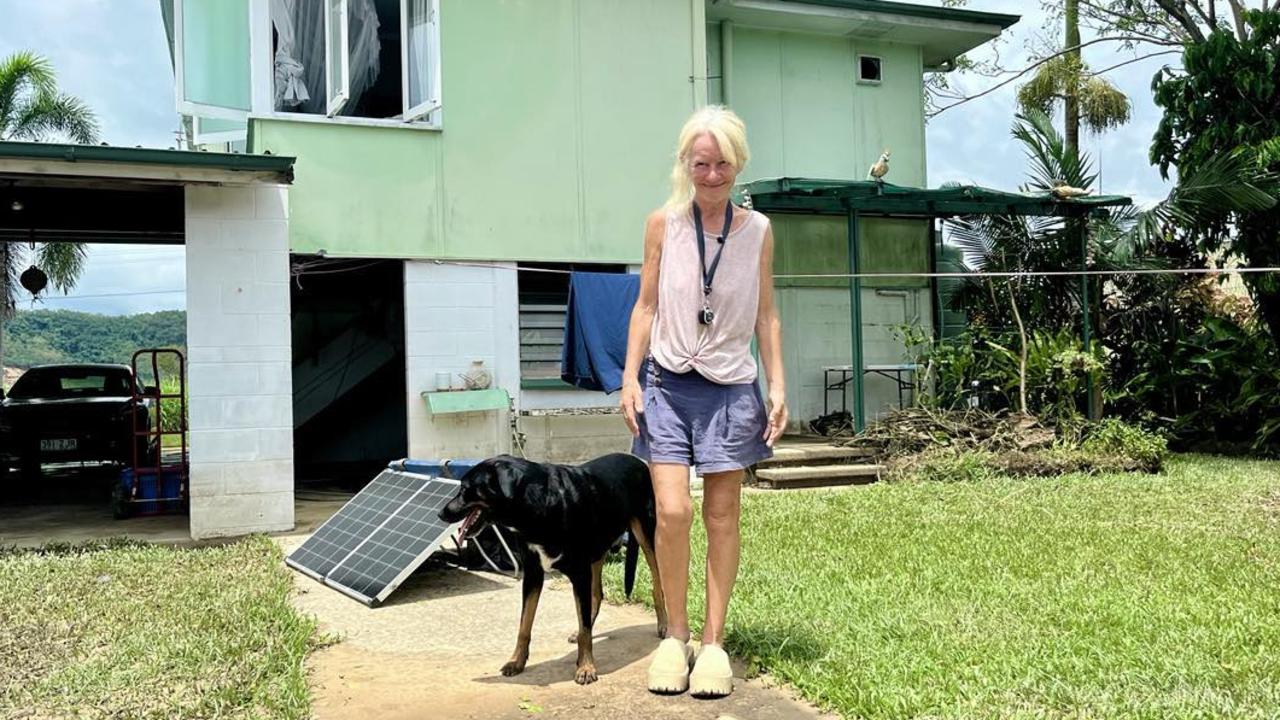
[850,20,893,38]
[858,55,883,85]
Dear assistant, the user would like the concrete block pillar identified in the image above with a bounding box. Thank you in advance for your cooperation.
[184,185,294,539]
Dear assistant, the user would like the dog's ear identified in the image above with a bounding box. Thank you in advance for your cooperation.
[487,457,520,500]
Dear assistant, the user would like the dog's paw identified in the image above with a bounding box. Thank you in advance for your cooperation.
[574,664,598,685]
[500,659,526,677]
[656,623,668,639]
[567,630,578,644]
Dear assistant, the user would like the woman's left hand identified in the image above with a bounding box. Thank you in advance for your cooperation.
[763,389,788,447]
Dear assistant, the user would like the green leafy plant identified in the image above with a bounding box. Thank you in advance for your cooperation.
[1081,418,1169,471]
[901,326,1101,428]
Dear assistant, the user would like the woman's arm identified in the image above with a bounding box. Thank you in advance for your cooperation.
[755,220,787,446]
[620,210,665,436]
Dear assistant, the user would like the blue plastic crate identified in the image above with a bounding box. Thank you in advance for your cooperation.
[117,468,185,515]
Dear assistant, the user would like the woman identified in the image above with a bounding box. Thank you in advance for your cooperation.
[621,105,787,698]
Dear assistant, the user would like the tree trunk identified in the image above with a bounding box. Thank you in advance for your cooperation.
[1065,0,1082,155]
[1243,216,1280,346]
[1007,280,1029,416]
[1255,290,1280,347]
[1090,278,1104,419]
[0,241,9,381]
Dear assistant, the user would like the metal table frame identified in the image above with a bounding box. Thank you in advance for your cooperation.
[823,364,920,416]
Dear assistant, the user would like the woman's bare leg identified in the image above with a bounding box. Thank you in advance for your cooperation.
[700,469,743,646]
[651,462,693,642]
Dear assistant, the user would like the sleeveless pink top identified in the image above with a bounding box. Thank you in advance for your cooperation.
[650,206,768,385]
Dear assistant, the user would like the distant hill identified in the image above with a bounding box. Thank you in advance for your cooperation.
[1,309,186,369]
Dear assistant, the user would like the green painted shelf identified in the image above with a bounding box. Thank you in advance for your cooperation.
[422,388,509,415]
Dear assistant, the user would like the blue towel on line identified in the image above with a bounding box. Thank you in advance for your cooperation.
[560,271,640,393]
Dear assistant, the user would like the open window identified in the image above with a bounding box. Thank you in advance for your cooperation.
[174,0,253,120]
[858,55,883,85]
[325,0,351,116]
[517,263,626,382]
[270,0,441,121]
[402,0,441,121]
[174,0,442,131]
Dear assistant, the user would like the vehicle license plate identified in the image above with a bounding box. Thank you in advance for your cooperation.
[40,438,78,452]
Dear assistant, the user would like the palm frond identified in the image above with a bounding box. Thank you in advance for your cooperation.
[35,242,88,293]
[945,216,998,272]
[1132,146,1279,249]
[0,50,56,136]
[1012,109,1097,193]
[8,91,99,144]
[1078,76,1132,134]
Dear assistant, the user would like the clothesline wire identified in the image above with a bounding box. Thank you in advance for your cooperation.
[430,259,1280,280]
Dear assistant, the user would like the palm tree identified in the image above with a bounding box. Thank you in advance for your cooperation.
[1017,0,1131,154]
[945,109,1276,419]
[1,50,99,377]
[1,51,98,143]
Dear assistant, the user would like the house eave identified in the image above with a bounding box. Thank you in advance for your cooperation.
[706,0,1019,66]
[0,141,295,186]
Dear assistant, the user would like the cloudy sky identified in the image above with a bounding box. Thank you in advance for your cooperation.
[1,0,182,316]
[1,0,1185,315]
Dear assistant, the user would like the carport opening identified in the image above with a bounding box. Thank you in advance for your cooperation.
[1,179,189,542]
[290,256,407,491]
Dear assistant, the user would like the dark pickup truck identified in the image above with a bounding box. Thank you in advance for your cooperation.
[0,364,155,479]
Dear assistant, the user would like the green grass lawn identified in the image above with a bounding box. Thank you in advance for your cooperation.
[0,537,321,719]
[605,455,1280,719]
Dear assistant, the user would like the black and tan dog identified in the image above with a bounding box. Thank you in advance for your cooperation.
[438,452,667,684]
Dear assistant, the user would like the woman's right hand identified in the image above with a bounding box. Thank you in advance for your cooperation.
[620,379,644,437]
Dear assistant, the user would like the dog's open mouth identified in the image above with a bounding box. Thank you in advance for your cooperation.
[455,508,485,540]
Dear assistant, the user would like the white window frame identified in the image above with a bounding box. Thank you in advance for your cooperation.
[857,54,883,85]
[177,0,443,130]
[263,0,442,128]
[173,0,255,121]
[401,0,442,122]
[193,117,249,145]
[325,0,352,117]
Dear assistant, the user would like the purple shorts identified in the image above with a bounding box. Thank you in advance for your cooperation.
[631,357,774,474]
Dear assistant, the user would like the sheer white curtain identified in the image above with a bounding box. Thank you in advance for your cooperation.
[346,0,382,113]
[407,0,432,110]
[271,0,323,113]
[271,0,381,116]
[270,0,309,109]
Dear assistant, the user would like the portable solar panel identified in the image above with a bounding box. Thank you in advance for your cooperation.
[286,468,464,606]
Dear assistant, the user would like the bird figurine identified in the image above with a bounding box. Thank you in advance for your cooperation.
[1051,181,1092,199]
[867,149,890,183]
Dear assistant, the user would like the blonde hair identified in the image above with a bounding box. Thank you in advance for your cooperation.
[665,105,750,209]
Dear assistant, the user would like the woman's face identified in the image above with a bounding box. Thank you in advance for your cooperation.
[688,132,738,204]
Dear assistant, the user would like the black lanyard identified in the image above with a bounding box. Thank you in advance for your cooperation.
[692,201,734,297]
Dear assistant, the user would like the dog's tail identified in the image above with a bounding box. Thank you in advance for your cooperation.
[624,531,639,599]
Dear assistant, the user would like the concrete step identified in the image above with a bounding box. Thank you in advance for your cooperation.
[757,444,874,468]
[754,463,883,489]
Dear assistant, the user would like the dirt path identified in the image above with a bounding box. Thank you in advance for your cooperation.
[280,538,834,720]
